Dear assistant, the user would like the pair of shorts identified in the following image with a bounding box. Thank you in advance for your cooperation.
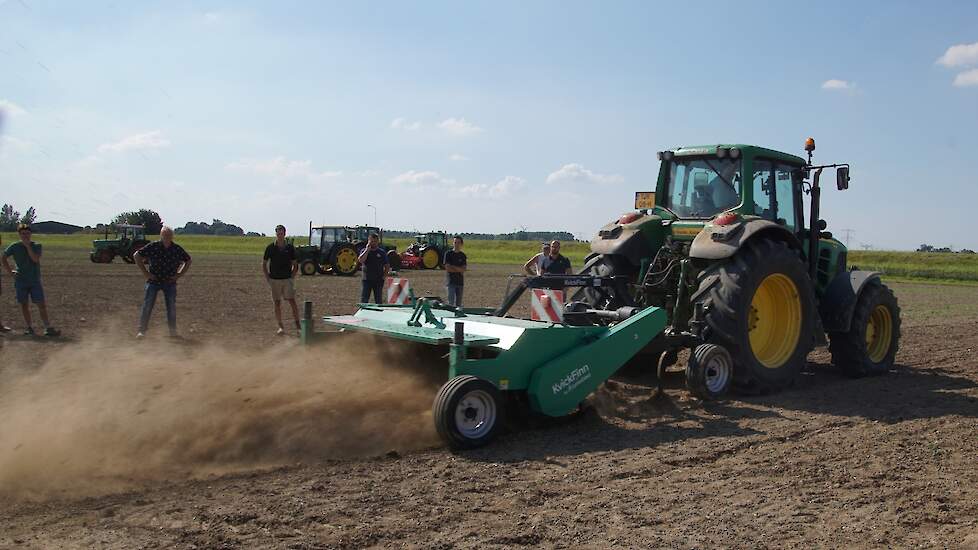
[14,281,45,304]
[268,277,296,301]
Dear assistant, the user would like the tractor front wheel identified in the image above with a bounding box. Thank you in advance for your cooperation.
[828,281,901,377]
[433,375,503,450]
[693,239,815,394]
[300,260,318,276]
[97,249,113,263]
[686,344,733,400]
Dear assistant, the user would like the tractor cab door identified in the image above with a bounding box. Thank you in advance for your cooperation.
[310,227,324,249]
[750,159,803,233]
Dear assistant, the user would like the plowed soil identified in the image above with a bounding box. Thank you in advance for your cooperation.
[2,251,977,548]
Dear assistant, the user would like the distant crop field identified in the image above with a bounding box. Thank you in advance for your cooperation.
[3,232,976,282]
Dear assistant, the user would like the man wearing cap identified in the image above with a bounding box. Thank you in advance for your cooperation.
[134,226,192,338]
[262,224,300,335]
[1,224,60,336]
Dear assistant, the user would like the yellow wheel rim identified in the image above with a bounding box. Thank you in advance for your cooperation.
[336,249,357,273]
[748,274,802,369]
[423,249,439,269]
[866,304,893,363]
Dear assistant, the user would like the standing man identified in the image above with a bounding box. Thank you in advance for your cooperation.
[262,224,300,335]
[134,226,192,338]
[543,240,572,275]
[0,233,11,333]
[522,242,551,276]
[444,235,467,307]
[1,224,60,336]
[357,233,389,304]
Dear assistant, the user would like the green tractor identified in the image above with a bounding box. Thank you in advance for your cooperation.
[577,139,901,394]
[90,224,148,264]
[295,224,358,276]
[399,231,448,270]
[349,225,401,270]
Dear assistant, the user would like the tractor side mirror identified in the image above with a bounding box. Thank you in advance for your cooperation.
[817,219,827,231]
[836,166,849,190]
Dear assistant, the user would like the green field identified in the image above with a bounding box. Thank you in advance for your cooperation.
[3,232,977,282]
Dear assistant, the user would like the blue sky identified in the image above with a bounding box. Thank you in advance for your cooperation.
[1,1,976,250]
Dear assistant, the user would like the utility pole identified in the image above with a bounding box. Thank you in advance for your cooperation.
[837,228,855,247]
[367,204,377,226]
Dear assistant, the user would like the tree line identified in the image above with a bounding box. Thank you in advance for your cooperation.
[0,204,37,231]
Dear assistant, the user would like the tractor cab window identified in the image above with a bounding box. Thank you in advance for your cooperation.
[752,160,800,230]
[310,228,323,246]
[322,228,340,243]
[664,157,742,218]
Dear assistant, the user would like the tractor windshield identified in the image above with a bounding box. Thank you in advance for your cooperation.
[664,157,743,218]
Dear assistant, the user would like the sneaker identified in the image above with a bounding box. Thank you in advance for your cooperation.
[136,332,145,339]
[0,325,11,333]
[23,327,35,336]
[43,327,61,337]
[276,327,285,336]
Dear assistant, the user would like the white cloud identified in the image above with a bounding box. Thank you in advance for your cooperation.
[438,117,484,136]
[459,176,525,199]
[390,170,453,186]
[98,131,170,153]
[449,153,469,161]
[953,68,978,87]
[546,163,623,186]
[937,41,978,67]
[0,99,28,118]
[390,117,421,131]
[226,156,342,180]
[821,79,854,91]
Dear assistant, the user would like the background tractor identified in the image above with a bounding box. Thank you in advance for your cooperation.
[350,225,401,270]
[90,224,148,263]
[295,224,358,276]
[575,139,901,394]
[397,231,448,270]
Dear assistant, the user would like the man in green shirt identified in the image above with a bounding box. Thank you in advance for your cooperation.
[1,224,60,336]
[0,233,11,333]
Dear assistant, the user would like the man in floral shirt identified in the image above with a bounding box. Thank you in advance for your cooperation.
[133,226,192,338]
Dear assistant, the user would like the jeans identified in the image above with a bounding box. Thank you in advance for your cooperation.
[140,281,177,334]
[360,280,384,304]
[447,284,463,307]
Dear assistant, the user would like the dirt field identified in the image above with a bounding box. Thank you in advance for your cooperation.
[2,249,978,548]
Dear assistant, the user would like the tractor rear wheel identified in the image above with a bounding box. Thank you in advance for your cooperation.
[331,244,358,276]
[433,375,503,450]
[573,254,636,310]
[420,246,440,270]
[693,239,815,394]
[300,260,318,276]
[828,281,901,377]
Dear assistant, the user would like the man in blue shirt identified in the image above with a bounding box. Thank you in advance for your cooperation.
[134,226,192,338]
[357,233,389,304]
[1,224,60,336]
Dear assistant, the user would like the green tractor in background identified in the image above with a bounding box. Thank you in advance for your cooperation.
[577,139,901,395]
[398,231,448,270]
[350,225,401,270]
[295,224,358,276]
[90,224,148,264]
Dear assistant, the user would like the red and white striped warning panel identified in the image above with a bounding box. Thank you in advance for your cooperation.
[384,277,412,305]
[530,289,565,323]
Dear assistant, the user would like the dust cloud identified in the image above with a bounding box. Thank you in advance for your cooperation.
[0,332,442,501]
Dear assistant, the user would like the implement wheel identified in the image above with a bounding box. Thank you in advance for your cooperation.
[693,239,815,394]
[300,260,318,276]
[829,281,901,377]
[686,344,733,400]
[433,375,503,450]
[420,246,440,270]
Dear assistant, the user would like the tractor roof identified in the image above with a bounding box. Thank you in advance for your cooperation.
[671,144,806,165]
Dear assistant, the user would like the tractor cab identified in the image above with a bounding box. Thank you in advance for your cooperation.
[309,225,350,251]
[114,224,147,242]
